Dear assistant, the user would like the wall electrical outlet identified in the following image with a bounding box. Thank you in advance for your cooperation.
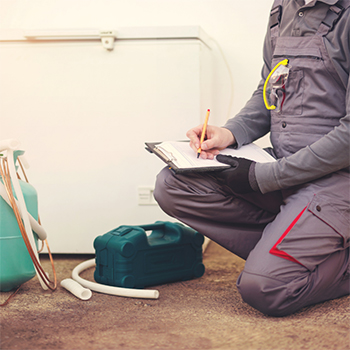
[138,187,157,206]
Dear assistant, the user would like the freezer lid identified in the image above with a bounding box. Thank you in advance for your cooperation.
[0,26,212,50]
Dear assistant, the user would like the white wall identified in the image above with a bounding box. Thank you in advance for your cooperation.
[0,0,273,135]
[0,0,275,252]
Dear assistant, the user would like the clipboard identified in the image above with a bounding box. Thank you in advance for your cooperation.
[145,141,229,173]
[145,141,276,174]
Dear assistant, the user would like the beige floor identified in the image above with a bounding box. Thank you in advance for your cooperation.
[1,242,349,350]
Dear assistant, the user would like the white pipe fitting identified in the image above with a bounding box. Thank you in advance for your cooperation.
[60,278,92,300]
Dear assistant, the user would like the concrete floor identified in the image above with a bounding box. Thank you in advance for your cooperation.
[1,242,349,350]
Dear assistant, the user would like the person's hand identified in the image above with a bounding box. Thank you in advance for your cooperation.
[216,155,257,194]
[186,125,235,159]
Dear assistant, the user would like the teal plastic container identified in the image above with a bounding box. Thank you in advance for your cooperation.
[0,151,38,292]
[94,221,205,288]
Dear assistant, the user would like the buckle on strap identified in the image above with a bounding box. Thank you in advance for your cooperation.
[321,3,344,29]
[270,5,282,29]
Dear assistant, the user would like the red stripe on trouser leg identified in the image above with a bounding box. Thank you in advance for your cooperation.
[269,206,308,265]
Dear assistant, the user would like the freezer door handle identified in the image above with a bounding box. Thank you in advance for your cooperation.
[24,29,117,50]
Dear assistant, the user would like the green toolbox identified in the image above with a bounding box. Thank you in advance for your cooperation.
[94,221,205,288]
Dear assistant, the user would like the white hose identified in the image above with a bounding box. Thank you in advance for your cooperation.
[0,139,47,240]
[1,140,47,289]
[0,139,20,152]
[72,259,160,299]
[0,183,47,240]
[60,278,92,300]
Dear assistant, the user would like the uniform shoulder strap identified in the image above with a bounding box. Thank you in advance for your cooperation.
[317,0,350,36]
[269,0,284,40]
[269,0,284,30]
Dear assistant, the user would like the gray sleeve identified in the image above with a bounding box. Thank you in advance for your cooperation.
[226,5,350,194]
[254,8,350,194]
[224,5,350,194]
[223,26,273,148]
[256,75,350,193]
[223,79,271,147]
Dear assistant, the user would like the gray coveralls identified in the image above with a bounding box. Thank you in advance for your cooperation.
[154,0,350,317]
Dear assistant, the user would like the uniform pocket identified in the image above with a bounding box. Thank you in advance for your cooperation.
[272,46,323,116]
[270,194,350,271]
[308,194,350,249]
[280,69,304,115]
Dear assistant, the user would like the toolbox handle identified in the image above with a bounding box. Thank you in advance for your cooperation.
[113,222,172,237]
[139,222,166,231]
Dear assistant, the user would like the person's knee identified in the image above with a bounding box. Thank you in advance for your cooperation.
[153,167,176,216]
[237,270,298,317]
[153,168,166,201]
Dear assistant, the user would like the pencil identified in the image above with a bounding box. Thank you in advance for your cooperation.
[197,109,210,158]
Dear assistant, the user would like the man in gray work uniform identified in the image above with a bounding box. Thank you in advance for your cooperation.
[153,0,350,317]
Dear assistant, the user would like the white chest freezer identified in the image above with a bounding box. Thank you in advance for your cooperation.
[0,26,213,253]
